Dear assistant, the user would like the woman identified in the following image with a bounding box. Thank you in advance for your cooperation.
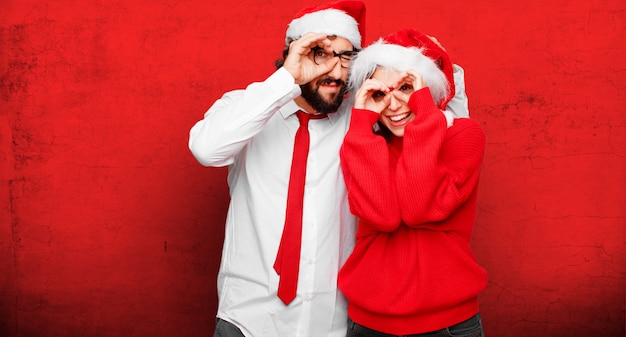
[339,29,487,337]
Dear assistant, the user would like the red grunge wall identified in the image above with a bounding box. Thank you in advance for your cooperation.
[1,1,624,336]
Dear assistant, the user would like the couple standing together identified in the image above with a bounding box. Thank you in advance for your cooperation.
[189,1,487,336]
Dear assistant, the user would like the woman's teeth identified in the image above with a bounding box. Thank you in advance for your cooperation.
[389,113,410,122]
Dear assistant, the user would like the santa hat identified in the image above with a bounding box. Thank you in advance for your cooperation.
[348,29,455,110]
[285,0,366,49]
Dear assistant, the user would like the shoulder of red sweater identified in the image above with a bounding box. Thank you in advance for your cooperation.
[449,118,484,132]
[445,118,486,142]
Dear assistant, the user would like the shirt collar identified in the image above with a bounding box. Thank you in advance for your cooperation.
[279,100,341,124]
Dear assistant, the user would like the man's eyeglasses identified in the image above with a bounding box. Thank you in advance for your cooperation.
[311,47,357,68]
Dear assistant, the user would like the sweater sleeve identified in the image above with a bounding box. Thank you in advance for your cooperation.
[340,108,402,232]
[396,88,486,225]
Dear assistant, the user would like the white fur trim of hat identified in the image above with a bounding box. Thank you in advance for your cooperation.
[348,39,450,105]
[285,8,362,49]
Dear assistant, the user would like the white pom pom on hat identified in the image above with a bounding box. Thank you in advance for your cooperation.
[285,0,366,49]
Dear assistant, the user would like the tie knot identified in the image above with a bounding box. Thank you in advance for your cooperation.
[296,110,326,126]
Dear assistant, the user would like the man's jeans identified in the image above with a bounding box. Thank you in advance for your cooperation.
[347,313,484,337]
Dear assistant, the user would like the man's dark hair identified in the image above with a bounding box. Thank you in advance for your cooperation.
[275,46,290,70]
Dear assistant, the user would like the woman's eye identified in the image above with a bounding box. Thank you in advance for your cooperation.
[372,90,385,101]
[399,84,413,92]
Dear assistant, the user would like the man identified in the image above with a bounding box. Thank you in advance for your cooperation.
[188,1,468,336]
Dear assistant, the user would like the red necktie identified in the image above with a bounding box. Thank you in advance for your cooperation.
[274,110,326,305]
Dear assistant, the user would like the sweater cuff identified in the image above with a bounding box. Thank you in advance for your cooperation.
[406,88,447,132]
[408,88,439,116]
[350,108,381,134]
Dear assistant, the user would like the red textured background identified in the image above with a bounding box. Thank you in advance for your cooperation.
[1,1,624,336]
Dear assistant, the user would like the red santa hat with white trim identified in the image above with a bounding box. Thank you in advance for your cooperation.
[348,29,456,110]
[285,0,366,49]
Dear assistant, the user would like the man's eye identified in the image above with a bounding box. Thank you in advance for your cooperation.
[312,47,328,59]
[340,51,355,59]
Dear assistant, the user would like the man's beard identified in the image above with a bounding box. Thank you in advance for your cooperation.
[300,77,346,114]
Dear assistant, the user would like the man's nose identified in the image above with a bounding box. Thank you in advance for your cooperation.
[328,59,343,79]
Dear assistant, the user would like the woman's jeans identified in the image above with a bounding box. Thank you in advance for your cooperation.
[347,313,484,337]
[213,318,245,337]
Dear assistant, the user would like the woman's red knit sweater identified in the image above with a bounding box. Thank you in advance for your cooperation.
[338,88,488,335]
